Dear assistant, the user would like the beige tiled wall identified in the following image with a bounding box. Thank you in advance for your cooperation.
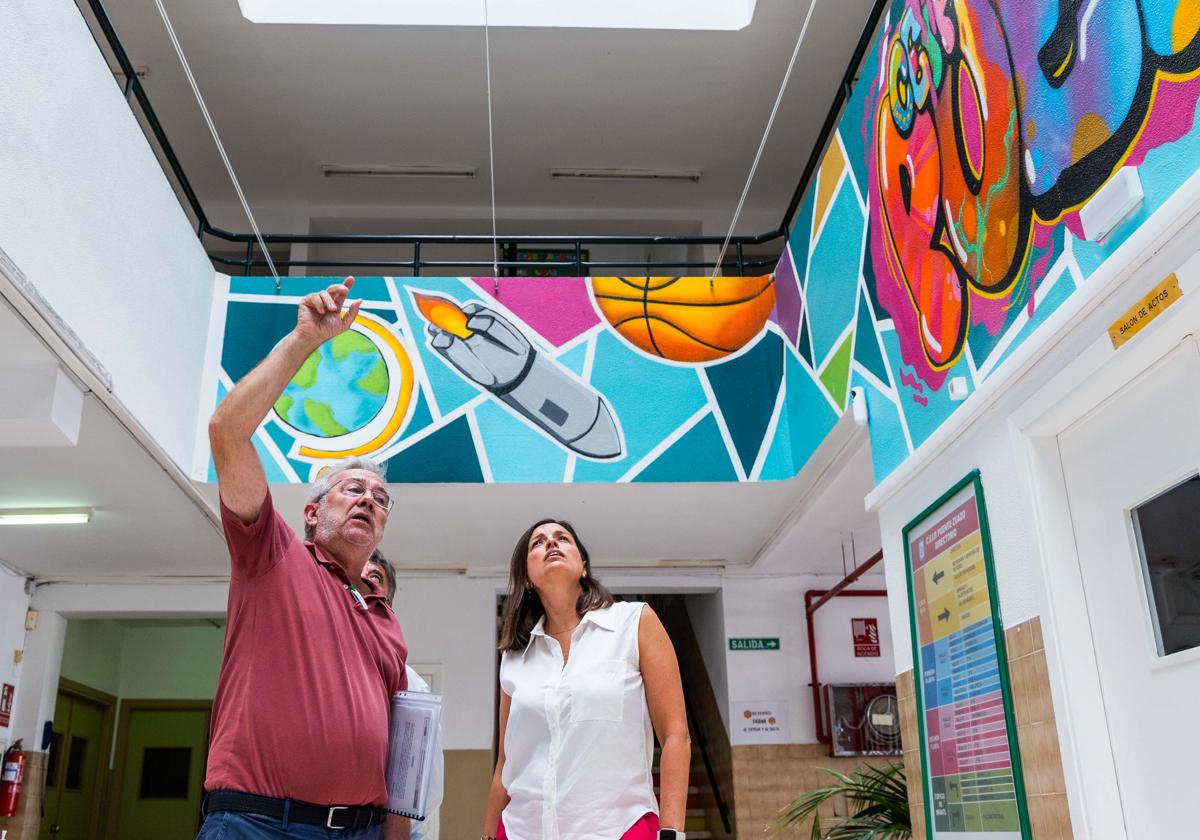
[0,750,47,840]
[730,742,900,837]
[441,749,493,839]
[898,617,1074,839]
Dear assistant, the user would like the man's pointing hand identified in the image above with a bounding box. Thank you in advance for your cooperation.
[296,276,363,345]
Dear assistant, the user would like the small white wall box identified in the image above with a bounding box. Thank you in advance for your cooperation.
[948,376,969,401]
[0,364,84,446]
[1080,166,1143,242]
[850,386,868,426]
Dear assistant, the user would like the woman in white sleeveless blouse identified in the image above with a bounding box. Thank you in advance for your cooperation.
[482,519,691,840]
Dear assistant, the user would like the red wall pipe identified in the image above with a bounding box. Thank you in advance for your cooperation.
[806,580,888,743]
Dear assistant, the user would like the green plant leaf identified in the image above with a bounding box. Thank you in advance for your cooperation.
[769,763,910,839]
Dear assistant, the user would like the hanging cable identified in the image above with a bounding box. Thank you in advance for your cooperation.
[483,0,500,285]
[710,0,819,283]
[152,0,282,291]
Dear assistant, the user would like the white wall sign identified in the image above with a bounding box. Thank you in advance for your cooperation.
[733,700,788,743]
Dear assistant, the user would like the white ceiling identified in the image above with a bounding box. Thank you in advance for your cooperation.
[2,0,885,584]
[80,0,877,236]
[1,284,879,582]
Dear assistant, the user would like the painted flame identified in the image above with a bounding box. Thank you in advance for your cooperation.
[413,292,473,338]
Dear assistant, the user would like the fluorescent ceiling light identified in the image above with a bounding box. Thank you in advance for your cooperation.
[322,164,476,179]
[550,168,702,183]
[0,508,93,526]
[239,0,757,31]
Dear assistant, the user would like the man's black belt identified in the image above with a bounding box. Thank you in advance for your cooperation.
[204,789,388,830]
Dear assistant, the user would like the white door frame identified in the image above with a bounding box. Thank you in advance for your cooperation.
[1009,259,1200,838]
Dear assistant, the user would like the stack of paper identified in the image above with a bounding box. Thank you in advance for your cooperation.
[385,691,443,821]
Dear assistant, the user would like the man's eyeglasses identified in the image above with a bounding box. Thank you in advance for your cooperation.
[330,478,395,513]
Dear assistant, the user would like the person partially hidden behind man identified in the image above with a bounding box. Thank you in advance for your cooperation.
[200,277,409,840]
[363,554,444,840]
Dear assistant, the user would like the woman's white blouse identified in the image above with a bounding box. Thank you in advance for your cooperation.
[500,601,658,840]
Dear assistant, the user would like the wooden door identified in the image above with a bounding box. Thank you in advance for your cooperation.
[112,703,211,840]
[40,681,113,840]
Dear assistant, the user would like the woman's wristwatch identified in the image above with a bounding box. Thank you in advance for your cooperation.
[658,831,685,840]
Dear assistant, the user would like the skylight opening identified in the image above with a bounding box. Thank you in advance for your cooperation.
[238,0,758,32]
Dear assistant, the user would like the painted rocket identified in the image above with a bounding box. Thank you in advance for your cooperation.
[414,293,623,460]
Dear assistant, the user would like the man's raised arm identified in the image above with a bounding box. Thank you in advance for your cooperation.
[208,278,363,524]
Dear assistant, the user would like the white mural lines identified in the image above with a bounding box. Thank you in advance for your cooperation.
[816,318,855,375]
[1064,233,1088,289]
[216,369,303,483]
[851,356,897,402]
[368,393,489,464]
[464,408,495,483]
[854,360,916,454]
[553,322,604,360]
[811,167,850,244]
[617,406,712,484]
[842,132,868,214]
[856,278,896,392]
[698,368,749,481]
[192,274,231,479]
[963,343,980,382]
[974,251,1071,383]
[562,331,600,483]
[385,277,443,422]
[581,328,599,383]
[749,366,788,481]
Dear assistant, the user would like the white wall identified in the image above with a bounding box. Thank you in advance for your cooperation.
[60,620,223,701]
[685,591,730,731]
[392,577,501,751]
[0,574,31,752]
[721,572,892,745]
[0,0,216,468]
[868,169,1200,680]
[876,410,1040,671]
[59,619,124,697]
[812,593,896,685]
[119,623,224,699]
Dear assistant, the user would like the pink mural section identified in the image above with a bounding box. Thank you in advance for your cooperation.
[864,0,1200,387]
[470,276,599,347]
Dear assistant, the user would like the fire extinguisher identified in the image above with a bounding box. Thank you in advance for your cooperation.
[0,740,25,818]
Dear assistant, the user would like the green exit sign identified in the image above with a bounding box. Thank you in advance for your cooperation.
[729,637,780,651]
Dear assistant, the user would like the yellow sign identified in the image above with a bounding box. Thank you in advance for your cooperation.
[1109,273,1183,349]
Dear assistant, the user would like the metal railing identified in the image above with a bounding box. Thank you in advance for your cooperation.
[683,687,734,835]
[82,0,887,276]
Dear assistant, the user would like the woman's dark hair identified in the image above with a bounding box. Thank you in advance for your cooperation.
[498,518,614,652]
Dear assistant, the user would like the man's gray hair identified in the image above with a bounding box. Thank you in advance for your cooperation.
[304,457,386,540]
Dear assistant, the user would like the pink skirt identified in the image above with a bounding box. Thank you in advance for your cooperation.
[498,811,660,839]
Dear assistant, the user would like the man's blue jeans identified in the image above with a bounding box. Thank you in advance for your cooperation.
[196,810,383,839]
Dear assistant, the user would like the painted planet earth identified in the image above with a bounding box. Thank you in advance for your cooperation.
[273,331,389,437]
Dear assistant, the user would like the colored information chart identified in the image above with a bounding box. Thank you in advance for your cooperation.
[905,474,1029,839]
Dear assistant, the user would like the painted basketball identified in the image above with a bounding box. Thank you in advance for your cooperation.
[591,275,776,363]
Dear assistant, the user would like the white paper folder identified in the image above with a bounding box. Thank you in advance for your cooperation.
[385,691,443,821]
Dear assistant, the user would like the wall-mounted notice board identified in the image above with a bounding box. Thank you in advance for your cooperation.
[903,471,1031,838]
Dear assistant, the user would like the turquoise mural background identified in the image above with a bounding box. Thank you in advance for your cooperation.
[203,0,1200,485]
[203,275,842,483]
[779,0,1200,481]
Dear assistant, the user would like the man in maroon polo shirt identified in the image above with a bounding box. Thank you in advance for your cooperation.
[200,277,409,840]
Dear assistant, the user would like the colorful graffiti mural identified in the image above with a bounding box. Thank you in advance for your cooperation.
[773,0,1200,480]
[198,274,842,484]
[201,1,1200,486]
[871,0,1200,376]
